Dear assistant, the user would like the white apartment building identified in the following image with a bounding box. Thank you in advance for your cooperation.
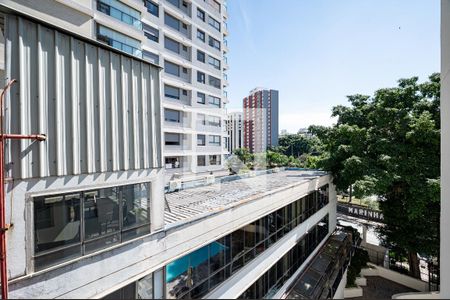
[226,111,244,153]
[2,0,229,181]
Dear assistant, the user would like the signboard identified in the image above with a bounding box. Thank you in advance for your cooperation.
[337,203,384,222]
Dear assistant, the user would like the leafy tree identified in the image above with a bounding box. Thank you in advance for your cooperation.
[233,148,253,164]
[316,73,440,278]
[278,133,323,157]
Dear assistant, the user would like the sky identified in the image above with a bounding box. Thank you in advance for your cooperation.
[226,0,440,133]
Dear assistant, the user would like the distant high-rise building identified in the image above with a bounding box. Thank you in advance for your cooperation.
[226,111,244,153]
[243,88,279,153]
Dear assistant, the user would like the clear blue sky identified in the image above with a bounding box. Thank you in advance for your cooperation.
[226,0,440,133]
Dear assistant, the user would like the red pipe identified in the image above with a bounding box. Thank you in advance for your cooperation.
[0,80,46,299]
[0,79,16,300]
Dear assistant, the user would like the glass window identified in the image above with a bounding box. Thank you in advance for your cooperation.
[197,71,206,84]
[136,273,154,299]
[34,193,82,268]
[165,85,180,99]
[145,0,159,16]
[209,155,221,165]
[209,135,221,145]
[197,92,206,104]
[165,61,180,77]
[143,50,159,65]
[166,255,190,299]
[165,133,181,145]
[197,29,205,42]
[208,16,221,32]
[198,113,206,125]
[197,8,205,21]
[97,0,141,29]
[197,155,206,166]
[165,108,181,123]
[208,55,221,70]
[121,184,150,241]
[197,50,206,63]
[165,13,180,31]
[208,36,220,50]
[197,134,206,146]
[209,75,221,89]
[143,23,159,42]
[208,95,221,107]
[208,116,220,127]
[97,24,141,57]
[83,188,120,253]
[165,36,180,53]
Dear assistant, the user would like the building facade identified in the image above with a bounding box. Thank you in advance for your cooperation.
[2,0,229,181]
[226,111,244,153]
[243,88,279,153]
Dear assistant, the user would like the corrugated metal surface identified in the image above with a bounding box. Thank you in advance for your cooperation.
[4,15,162,179]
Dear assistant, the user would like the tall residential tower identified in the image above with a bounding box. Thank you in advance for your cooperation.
[243,88,279,153]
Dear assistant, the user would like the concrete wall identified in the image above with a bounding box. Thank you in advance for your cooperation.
[441,1,450,298]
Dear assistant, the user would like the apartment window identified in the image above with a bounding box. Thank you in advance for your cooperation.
[209,135,221,145]
[164,36,180,53]
[97,0,141,29]
[144,0,159,17]
[208,116,221,127]
[208,55,221,70]
[165,13,180,31]
[198,113,206,125]
[208,75,221,89]
[197,134,206,146]
[197,29,206,42]
[104,273,155,299]
[165,61,180,77]
[165,157,181,169]
[165,109,181,123]
[143,50,159,65]
[33,183,150,270]
[165,133,181,145]
[143,23,159,42]
[197,155,206,166]
[208,95,221,107]
[197,50,206,63]
[165,85,180,99]
[208,36,221,50]
[211,0,221,13]
[197,71,206,84]
[209,155,221,165]
[197,8,205,21]
[97,24,141,57]
[208,16,221,32]
[197,92,206,104]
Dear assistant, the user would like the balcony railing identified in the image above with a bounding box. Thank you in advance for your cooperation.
[97,34,142,58]
[97,1,142,30]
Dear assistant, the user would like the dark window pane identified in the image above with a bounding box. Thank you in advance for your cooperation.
[166,255,190,299]
[210,240,226,274]
[189,245,210,287]
[231,228,245,259]
[122,183,150,232]
[209,269,225,290]
[34,244,81,271]
[34,193,81,253]
[190,280,209,299]
[84,188,120,241]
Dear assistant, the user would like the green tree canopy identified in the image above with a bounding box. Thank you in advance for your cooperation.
[315,73,440,278]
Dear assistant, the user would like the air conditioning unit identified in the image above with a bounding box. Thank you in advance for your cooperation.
[205,174,215,185]
[169,180,182,192]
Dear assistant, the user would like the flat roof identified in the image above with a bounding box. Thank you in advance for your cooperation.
[164,169,328,226]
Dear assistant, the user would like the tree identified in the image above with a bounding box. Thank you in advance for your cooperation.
[233,148,253,164]
[316,73,440,278]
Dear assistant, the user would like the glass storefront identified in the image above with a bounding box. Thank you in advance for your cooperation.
[165,185,329,299]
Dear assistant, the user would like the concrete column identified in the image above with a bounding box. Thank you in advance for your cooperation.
[441,1,450,298]
[329,180,337,233]
[151,169,165,231]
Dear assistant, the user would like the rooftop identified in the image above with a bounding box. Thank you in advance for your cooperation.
[164,169,328,226]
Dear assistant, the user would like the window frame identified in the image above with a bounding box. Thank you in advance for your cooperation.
[31,182,151,271]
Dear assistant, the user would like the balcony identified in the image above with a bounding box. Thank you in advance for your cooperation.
[166,0,192,17]
[97,0,142,30]
[196,122,222,133]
